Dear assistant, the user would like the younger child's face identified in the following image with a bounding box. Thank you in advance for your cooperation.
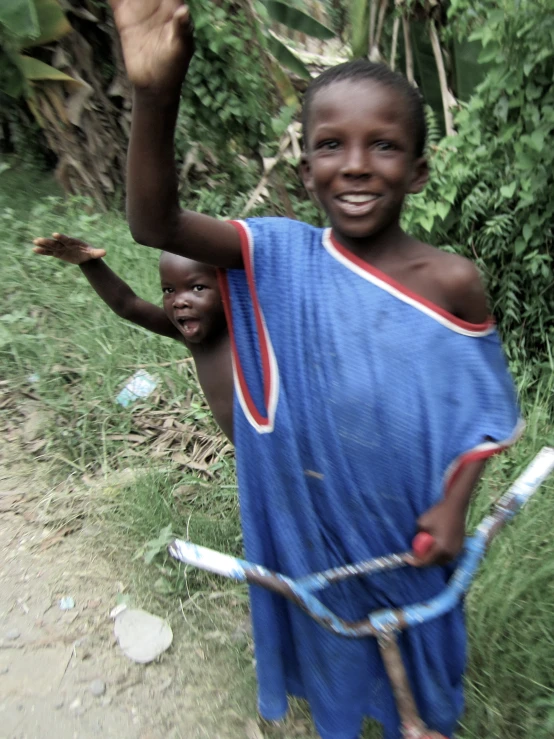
[302,78,428,246]
[159,253,225,344]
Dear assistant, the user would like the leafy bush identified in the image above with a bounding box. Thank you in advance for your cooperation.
[404,0,554,382]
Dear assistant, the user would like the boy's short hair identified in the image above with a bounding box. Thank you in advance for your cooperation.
[302,59,427,158]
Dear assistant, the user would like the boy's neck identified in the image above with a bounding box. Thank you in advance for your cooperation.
[332,222,415,267]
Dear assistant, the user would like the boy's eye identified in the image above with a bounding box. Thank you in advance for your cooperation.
[162,287,174,294]
[192,285,206,292]
[374,141,396,152]
[316,139,340,151]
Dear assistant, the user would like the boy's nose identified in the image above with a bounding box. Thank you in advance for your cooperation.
[173,292,191,307]
[341,146,370,178]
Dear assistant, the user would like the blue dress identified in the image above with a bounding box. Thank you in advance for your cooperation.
[219,217,522,739]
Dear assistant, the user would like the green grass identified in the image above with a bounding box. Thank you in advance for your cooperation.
[0,162,239,582]
[2,165,554,737]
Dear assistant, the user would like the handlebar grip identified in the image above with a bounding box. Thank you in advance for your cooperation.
[412,532,435,558]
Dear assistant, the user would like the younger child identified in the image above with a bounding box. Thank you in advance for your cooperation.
[33,233,233,441]
[108,2,522,736]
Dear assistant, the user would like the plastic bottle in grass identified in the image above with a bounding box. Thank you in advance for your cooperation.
[116,370,158,407]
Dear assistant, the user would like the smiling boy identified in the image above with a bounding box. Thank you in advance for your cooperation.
[106,2,522,736]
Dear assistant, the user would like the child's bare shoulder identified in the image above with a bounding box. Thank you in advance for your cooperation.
[412,242,488,324]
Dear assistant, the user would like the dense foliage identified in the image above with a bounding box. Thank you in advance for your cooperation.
[404,0,554,379]
[2,0,553,376]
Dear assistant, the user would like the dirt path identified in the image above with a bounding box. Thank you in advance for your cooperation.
[0,453,271,739]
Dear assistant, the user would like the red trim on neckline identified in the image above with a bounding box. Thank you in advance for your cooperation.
[329,231,494,333]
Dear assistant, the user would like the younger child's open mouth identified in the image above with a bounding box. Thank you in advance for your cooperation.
[177,317,201,336]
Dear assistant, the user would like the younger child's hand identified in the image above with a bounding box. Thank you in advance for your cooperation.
[109,0,194,94]
[33,233,106,265]
[412,498,466,567]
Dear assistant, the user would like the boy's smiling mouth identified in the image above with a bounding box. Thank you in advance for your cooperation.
[335,192,381,217]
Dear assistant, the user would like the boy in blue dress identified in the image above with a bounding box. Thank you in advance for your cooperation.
[107,2,522,736]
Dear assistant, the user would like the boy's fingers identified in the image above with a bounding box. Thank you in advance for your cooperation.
[90,248,107,258]
[175,5,190,23]
[174,5,192,34]
[53,232,78,245]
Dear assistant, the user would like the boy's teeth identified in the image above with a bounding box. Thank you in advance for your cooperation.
[340,194,377,203]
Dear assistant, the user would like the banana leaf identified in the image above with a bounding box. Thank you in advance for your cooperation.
[267,32,312,80]
[452,38,487,102]
[269,58,300,107]
[0,0,39,39]
[22,0,71,48]
[17,54,81,83]
[265,0,335,39]
[410,21,444,133]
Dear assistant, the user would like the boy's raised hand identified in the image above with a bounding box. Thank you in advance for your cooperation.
[108,0,194,93]
[33,234,107,265]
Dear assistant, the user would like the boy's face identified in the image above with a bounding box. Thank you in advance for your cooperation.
[159,254,225,344]
[301,79,428,246]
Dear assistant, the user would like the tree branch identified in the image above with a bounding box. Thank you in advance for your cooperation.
[402,14,414,85]
[390,15,400,70]
[429,19,456,136]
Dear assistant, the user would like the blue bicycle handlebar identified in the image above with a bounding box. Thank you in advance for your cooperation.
[168,447,554,638]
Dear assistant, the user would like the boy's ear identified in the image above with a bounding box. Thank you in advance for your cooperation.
[300,153,315,194]
[408,156,429,194]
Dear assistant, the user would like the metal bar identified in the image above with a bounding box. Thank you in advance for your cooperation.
[377,634,428,736]
[296,551,412,591]
[168,539,379,636]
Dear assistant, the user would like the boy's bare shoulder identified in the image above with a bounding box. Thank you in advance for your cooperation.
[412,241,488,324]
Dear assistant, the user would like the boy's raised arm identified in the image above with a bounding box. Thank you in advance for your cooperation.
[110,0,242,269]
[33,234,181,340]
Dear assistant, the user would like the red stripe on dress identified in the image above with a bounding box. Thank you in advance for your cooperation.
[217,220,273,428]
[329,231,494,333]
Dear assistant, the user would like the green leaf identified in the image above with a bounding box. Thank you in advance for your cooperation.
[0,0,39,39]
[436,201,450,221]
[523,223,532,242]
[266,33,311,80]
[419,214,434,233]
[514,238,526,256]
[17,54,80,83]
[530,130,545,152]
[159,523,173,539]
[144,548,159,565]
[264,0,335,40]
[500,182,517,199]
[22,0,71,48]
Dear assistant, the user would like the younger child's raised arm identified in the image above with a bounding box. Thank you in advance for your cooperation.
[33,233,181,340]
[110,0,242,269]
